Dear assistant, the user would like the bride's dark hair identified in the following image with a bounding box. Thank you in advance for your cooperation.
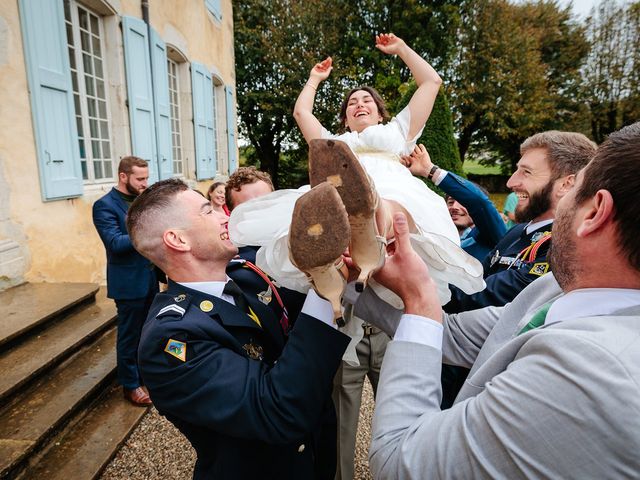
[338,86,390,133]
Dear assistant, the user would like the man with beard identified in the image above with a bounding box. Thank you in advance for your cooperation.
[92,156,158,405]
[367,122,640,478]
[445,131,596,313]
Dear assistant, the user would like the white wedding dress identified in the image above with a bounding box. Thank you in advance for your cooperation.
[229,106,485,310]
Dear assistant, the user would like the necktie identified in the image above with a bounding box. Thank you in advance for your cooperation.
[518,302,553,335]
[223,280,262,327]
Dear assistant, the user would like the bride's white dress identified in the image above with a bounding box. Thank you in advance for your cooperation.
[229,106,484,310]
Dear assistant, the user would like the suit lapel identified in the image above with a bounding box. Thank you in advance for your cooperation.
[109,188,129,216]
[244,292,285,350]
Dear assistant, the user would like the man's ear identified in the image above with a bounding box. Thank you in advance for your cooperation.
[163,229,190,252]
[556,174,576,198]
[576,190,614,238]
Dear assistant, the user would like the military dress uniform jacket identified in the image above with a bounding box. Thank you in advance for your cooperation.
[446,222,552,313]
[138,280,350,480]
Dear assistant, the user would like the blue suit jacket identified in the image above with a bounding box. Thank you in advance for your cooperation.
[139,280,349,479]
[92,187,157,300]
[438,172,506,260]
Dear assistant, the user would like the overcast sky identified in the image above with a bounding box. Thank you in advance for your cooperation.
[560,0,601,18]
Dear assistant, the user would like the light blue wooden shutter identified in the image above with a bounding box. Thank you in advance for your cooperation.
[191,62,215,180]
[19,0,83,201]
[150,29,173,180]
[225,86,238,172]
[122,16,158,183]
[205,0,222,20]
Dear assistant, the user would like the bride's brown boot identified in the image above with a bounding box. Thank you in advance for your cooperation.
[308,139,386,292]
[289,182,350,326]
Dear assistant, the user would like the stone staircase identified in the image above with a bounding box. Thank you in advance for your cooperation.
[0,283,149,479]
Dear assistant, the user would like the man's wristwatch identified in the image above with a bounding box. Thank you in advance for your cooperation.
[427,165,439,180]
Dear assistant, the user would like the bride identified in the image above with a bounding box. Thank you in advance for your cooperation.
[229,33,483,315]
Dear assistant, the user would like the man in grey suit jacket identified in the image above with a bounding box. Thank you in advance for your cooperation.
[367,122,640,479]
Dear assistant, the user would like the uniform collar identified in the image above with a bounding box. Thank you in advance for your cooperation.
[526,218,553,235]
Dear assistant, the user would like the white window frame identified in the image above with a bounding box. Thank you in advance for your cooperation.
[167,57,184,176]
[212,75,227,173]
[64,0,115,184]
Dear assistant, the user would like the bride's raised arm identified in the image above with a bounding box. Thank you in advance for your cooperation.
[293,57,333,143]
[375,33,442,139]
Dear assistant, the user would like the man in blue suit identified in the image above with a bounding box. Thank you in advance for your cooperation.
[92,156,158,406]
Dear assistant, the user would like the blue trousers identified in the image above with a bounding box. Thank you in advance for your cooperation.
[114,296,155,389]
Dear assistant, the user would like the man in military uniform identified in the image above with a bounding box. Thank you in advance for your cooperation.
[445,130,597,313]
[126,179,350,479]
[441,131,597,408]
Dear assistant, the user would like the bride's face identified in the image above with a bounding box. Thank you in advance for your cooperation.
[345,90,383,133]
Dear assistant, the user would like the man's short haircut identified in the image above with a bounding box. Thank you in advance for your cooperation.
[118,156,148,175]
[225,167,274,209]
[520,131,597,179]
[574,121,640,271]
[126,178,189,263]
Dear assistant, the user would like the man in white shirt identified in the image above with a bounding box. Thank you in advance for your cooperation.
[368,122,640,479]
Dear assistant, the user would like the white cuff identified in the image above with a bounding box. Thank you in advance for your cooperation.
[394,314,443,350]
[301,289,338,329]
[432,169,448,186]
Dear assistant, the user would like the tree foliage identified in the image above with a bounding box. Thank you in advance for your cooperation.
[582,0,640,143]
[233,0,462,187]
[449,0,589,171]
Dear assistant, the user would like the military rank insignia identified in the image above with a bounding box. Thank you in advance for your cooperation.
[529,262,549,276]
[257,285,273,305]
[243,342,264,361]
[164,339,187,361]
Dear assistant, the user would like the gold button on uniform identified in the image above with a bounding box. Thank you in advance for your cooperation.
[297,444,305,453]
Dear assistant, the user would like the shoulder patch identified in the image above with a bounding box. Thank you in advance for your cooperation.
[157,304,186,318]
[164,339,186,361]
[529,262,549,276]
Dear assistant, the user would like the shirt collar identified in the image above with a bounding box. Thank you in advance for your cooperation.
[178,276,232,298]
[526,218,553,234]
[546,288,640,326]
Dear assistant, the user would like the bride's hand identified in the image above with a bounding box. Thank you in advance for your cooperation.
[309,57,333,83]
[375,33,406,55]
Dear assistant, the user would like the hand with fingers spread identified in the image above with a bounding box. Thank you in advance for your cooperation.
[374,213,442,320]
[400,144,434,178]
[375,33,407,56]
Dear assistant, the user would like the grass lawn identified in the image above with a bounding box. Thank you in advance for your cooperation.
[462,159,503,176]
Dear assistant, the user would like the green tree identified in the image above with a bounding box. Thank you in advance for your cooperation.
[233,0,462,187]
[449,0,589,170]
[583,0,640,143]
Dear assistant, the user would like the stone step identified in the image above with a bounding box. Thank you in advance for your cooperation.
[0,328,119,478]
[0,288,116,405]
[0,283,99,348]
[19,385,148,480]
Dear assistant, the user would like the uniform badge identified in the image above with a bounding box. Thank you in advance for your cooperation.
[174,293,186,302]
[531,232,545,243]
[199,300,214,312]
[164,339,186,361]
[490,250,500,267]
[529,262,549,276]
[257,286,272,305]
[243,342,264,360]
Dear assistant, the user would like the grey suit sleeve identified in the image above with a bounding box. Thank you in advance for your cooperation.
[354,287,504,369]
[370,333,639,479]
[442,306,503,368]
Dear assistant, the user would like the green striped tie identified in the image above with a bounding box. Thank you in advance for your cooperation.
[518,302,553,335]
